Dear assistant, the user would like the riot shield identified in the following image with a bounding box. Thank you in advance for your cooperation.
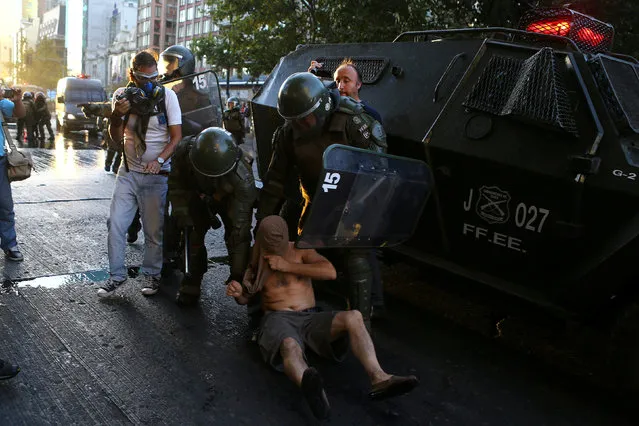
[162,70,223,136]
[296,145,433,249]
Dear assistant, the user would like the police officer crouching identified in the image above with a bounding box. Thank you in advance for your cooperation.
[166,127,257,306]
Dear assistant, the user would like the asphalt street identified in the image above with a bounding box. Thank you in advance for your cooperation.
[0,130,634,425]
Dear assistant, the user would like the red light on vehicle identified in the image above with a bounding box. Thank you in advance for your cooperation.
[575,27,605,46]
[519,7,614,53]
[526,20,571,37]
[76,74,91,79]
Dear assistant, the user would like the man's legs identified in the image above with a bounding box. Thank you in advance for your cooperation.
[330,310,418,399]
[126,208,141,243]
[105,148,116,172]
[176,198,210,305]
[45,119,54,140]
[278,334,330,420]
[136,174,168,279]
[106,171,140,282]
[26,125,35,148]
[0,157,21,261]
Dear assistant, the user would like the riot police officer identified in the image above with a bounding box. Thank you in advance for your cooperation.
[256,72,387,329]
[159,44,215,136]
[222,97,245,145]
[159,44,196,80]
[167,127,257,305]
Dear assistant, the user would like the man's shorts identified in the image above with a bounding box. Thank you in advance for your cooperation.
[258,309,349,371]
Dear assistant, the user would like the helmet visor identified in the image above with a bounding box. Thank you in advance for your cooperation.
[159,56,178,78]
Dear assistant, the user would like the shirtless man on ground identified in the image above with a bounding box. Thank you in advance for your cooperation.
[226,215,418,420]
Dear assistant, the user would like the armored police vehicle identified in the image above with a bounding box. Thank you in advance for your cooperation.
[250,6,639,388]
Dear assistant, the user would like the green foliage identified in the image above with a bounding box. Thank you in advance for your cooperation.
[8,37,66,90]
[193,0,639,79]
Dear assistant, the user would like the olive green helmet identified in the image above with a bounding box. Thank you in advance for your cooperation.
[189,127,240,177]
[277,72,333,121]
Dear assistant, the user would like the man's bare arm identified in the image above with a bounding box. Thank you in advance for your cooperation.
[264,249,337,280]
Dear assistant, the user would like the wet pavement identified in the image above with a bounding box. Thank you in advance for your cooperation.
[0,129,634,425]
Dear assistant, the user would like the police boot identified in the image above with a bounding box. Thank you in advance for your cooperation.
[345,250,373,332]
[176,275,202,306]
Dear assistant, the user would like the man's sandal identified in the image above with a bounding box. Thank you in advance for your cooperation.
[369,375,419,401]
[301,367,331,420]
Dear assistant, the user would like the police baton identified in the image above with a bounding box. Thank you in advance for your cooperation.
[183,226,192,278]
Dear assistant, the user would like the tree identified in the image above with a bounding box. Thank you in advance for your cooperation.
[7,37,66,89]
[194,0,484,79]
[193,0,639,82]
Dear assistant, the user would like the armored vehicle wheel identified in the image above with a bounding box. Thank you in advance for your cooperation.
[609,301,639,392]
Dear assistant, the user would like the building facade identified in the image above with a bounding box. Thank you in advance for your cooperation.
[176,0,217,72]
[107,1,139,91]
[38,4,67,81]
[136,0,177,54]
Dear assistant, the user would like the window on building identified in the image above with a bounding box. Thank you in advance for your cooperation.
[179,9,185,22]
[166,20,174,29]
[143,20,150,33]
[180,0,186,5]
[154,20,161,32]
[154,34,160,46]
[186,23,192,37]
[178,26,185,38]
[194,21,200,35]
[203,20,210,33]
[187,7,194,20]
[187,0,194,4]
[143,34,150,46]
[156,6,162,17]
[166,34,175,45]
[195,6,201,18]
[212,22,219,32]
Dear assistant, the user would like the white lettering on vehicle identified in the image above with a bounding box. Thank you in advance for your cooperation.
[462,223,525,253]
[612,169,637,181]
[514,203,549,233]
[463,187,550,234]
[322,172,341,192]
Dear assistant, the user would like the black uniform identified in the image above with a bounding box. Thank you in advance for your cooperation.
[167,137,257,302]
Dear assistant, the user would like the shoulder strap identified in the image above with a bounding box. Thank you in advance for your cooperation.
[0,109,17,152]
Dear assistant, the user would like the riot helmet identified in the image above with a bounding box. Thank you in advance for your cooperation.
[159,45,195,80]
[22,91,33,100]
[227,96,240,109]
[189,127,240,177]
[35,92,46,101]
[277,72,334,136]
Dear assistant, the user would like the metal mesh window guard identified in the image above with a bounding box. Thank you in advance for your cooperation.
[519,7,614,54]
[463,47,578,137]
[590,55,639,134]
[312,57,389,84]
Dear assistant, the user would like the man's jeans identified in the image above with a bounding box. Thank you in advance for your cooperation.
[0,156,17,250]
[107,169,167,281]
